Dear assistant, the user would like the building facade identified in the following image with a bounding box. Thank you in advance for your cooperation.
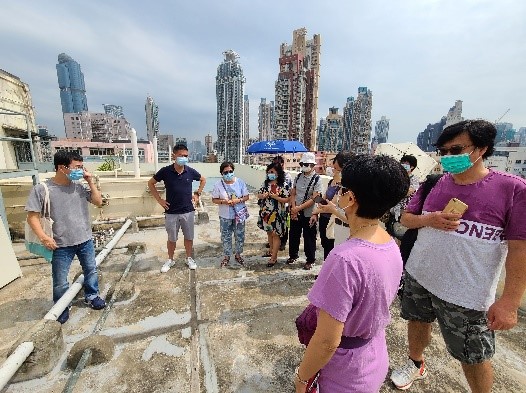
[216,50,246,163]
[63,112,131,141]
[317,107,344,153]
[258,98,274,141]
[103,104,124,119]
[145,95,159,142]
[274,28,321,151]
[56,53,88,114]
[371,115,389,152]
[342,97,354,151]
[350,87,373,155]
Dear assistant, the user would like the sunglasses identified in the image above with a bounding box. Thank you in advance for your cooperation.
[436,144,473,156]
[340,187,351,195]
[299,163,314,167]
[222,170,234,175]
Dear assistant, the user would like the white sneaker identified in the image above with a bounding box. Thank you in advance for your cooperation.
[160,259,175,273]
[186,257,197,270]
[390,359,427,390]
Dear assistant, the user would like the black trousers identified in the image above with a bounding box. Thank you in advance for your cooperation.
[318,214,335,260]
[289,213,317,263]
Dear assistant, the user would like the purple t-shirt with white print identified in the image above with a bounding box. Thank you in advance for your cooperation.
[307,238,403,392]
[405,170,526,311]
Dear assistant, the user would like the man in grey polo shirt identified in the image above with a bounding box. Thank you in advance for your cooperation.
[287,152,323,270]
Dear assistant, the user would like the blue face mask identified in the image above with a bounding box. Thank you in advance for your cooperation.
[67,169,84,181]
[176,157,188,166]
[441,152,475,174]
[223,172,235,181]
[267,173,277,181]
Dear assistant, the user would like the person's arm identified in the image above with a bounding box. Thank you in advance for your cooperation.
[27,212,57,250]
[487,239,526,330]
[400,211,461,230]
[193,175,206,203]
[294,309,343,392]
[148,177,169,210]
[84,170,102,207]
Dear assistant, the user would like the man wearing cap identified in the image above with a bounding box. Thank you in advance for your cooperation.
[287,152,323,270]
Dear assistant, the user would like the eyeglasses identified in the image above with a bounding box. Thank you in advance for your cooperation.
[222,170,234,175]
[436,144,473,156]
[299,163,313,167]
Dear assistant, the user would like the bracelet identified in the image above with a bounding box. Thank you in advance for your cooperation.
[294,366,308,385]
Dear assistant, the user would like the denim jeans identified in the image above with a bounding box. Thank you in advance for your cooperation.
[51,239,99,303]
[219,217,245,256]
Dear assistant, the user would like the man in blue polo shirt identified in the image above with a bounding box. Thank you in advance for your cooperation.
[148,144,206,272]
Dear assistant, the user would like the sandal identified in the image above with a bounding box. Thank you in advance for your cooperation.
[220,256,230,268]
[234,254,245,266]
[286,257,298,265]
[267,259,277,267]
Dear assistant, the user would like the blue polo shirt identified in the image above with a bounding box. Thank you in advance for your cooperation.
[153,164,201,214]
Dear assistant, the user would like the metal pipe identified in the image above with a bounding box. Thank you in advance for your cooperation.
[93,215,164,225]
[44,219,132,321]
[0,342,34,390]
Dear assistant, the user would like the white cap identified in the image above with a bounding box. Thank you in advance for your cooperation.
[300,152,316,164]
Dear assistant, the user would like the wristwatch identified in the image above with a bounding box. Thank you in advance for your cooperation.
[194,191,201,196]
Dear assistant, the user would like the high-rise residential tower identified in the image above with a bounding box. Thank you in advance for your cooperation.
[243,95,250,159]
[350,87,373,155]
[103,104,124,119]
[145,95,159,142]
[56,53,88,114]
[342,97,354,151]
[216,50,245,163]
[258,98,274,141]
[274,28,321,151]
[317,107,344,152]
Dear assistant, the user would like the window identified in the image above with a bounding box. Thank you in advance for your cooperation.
[516,160,522,164]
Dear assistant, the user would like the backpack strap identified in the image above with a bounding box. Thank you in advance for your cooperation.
[301,174,320,204]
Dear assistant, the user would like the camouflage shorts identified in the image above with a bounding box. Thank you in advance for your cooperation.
[400,272,495,364]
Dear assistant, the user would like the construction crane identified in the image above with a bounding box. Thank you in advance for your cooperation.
[495,108,510,124]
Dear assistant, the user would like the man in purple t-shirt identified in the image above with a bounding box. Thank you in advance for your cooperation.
[391,120,526,392]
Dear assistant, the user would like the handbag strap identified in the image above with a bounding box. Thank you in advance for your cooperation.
[41,181,51,218]
[221,180,236,200]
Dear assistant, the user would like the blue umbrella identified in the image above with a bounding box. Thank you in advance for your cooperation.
[247,140,308,154]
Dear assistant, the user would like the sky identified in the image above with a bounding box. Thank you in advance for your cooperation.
[1,0,525,144]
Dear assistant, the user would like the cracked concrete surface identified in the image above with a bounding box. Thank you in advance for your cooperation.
[1,196,525,392]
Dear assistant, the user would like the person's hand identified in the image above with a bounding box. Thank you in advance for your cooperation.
[227,199,236,206]
[425,211,461,231]
[290,212,299,221]
[312,200,337,215]
[158,199,170,210]
[291,206,301,215]
[192,193,200,204]
[294,378,306,393]
[83,168,94,183]
[309,215,317,227]
[41,235,58,250]
[487,298,519,330]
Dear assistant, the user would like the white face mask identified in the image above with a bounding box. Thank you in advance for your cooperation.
[301,165,312,173]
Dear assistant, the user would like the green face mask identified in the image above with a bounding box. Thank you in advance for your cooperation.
[441,151,478,174]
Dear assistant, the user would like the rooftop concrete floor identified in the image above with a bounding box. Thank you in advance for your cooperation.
[1,196,525,392]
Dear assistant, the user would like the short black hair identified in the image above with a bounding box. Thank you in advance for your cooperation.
[173,144,188,153]
[400,154,417,169]
[219,161,235,174]
[341,155,409,219]
[333,151,354,168]
[435,119,496,158]
[264,162,285,187]
[53,150,83,171]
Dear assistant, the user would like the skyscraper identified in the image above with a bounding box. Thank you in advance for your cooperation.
[350,87,373,155]
[103,104,124,119]
[342,97,354,151]
[258,98,274,141]
[56,53,88,113]
[243,95,250,160]
[216,50,245,163]
[145,95,159,142]
[274,28,321,151]
[317,107,344,152]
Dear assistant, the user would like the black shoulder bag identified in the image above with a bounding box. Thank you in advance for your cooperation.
[399,174,443,265]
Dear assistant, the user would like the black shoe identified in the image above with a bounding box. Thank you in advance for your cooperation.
[303,262,314,270]
[57,307,70,324]
[85,296,106,310]
[265,243,270,248]
[286,257,298,265]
